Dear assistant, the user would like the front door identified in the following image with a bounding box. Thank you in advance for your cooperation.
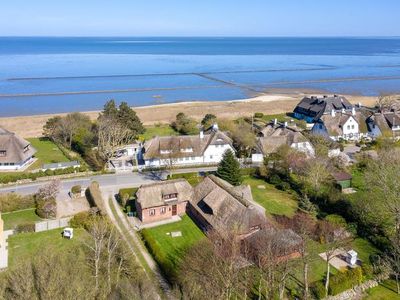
[172,205,177,216]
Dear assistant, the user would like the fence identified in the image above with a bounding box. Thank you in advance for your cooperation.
[35,217,72,232]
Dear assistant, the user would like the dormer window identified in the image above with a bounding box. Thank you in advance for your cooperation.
[180,148,193,153]
[160,149,172,154]
[0,150,6,157]
[163,193,178,201]
[23,145,30,153]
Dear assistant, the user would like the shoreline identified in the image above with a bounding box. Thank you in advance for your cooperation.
[0,93,378,138]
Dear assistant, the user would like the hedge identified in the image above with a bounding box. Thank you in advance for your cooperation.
[69,211,92,229]
[0,166,88,184]
[15,223,35,233]
[71,185,82,194]
[85,181,106,215]
[0,193,35,213]
[329,267,363,296]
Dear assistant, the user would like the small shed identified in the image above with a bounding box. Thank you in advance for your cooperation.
[332,171,352,190]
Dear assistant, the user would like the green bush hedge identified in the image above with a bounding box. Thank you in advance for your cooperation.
[15,222,35,233]
[0,193,35,212]
[71,185,82,194]
[312,281,326,299]
[69,211,92,229]
[329,267,363,296]
[0,166,88,184]
[141,229,176,280]
[85,181,106,215]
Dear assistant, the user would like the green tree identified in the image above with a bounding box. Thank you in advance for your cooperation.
[102,99,119,118]
[171,112,199,135]
[201,113,217,128]
[118,102,145,136]
[216,149,242,186]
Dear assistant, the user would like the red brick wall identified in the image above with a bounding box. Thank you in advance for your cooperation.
[137,201,188,224]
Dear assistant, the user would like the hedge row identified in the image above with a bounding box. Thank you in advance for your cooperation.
[15,223,35,233]
[0,193,35,213]
[85,181,106,215]
[141,229,177,280]
[0,166,89,184]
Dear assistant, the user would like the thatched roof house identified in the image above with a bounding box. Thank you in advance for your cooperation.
[189,175,267,237]
[0,127,36,170]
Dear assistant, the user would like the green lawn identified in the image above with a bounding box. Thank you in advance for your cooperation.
[7,228,88,268]
[365,280,400,300]
[139,124,178,141]
[169,172,203,186]
[243,176,298,217]
[2,208,41,230]
[27,137,69,169]
[141,215,204,279]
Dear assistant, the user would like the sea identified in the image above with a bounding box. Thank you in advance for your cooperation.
[0,37,400,117]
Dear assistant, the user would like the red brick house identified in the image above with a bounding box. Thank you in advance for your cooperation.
[135,179,193,224]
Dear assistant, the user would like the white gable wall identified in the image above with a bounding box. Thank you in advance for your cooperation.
[342,117,359,139]
[203,144,235,163]
[290,142,315,157]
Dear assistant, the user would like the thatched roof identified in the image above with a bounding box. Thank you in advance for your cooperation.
[0,127,36,164]
[257,123,309,155]
[143,130,232,160]
[318,110,369,136]
[136,179,193,209]
[191,175,266,235]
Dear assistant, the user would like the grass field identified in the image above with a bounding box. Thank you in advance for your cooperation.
[2,208,41,230]
[141,215,204,278]
[27,137,69,169]
[243,176,298,217]
[365,280,400,300]
[139,124,178,141]
[7,228,88,268]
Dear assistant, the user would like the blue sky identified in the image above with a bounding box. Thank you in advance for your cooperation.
[1,0,399,37]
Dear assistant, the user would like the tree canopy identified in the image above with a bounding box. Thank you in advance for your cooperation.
[216,149,242,186]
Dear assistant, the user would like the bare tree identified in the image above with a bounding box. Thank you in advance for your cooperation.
[318,220,350,297]
[377,94,400,112]
[299,157,333,199]
[279,213,317,299]
[36,179,61,201]
[97,116,133,160]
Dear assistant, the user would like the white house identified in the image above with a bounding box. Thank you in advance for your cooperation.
[0,127,36,171]
[253,121,315,162]
[311,108,369,141]
[142,127,234,168]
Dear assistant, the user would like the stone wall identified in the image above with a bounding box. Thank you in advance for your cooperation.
[324,279,379,300]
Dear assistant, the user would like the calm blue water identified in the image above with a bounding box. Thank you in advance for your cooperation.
[0,37,400,116]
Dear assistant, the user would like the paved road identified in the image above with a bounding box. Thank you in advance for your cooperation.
[0,166,218,196]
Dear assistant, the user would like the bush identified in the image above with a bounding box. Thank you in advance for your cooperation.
[268,174,282,185]
[276,181,290,191]
[0,193,35,212]
[254,112,264,118]
[69,211,92,229]
[71,185,82,194]
[85,181,106,215]
[312,281,326,299]
[329,267,363,295]
[240,168,257,176]
[15,223,35,233]
[35,198,57,219]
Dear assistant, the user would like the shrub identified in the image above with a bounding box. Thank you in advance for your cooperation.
[69,211,92,229]
[276,181,290,191]
[15,223,35,233]
[268,174,282,185]
[312,281,326,299]
[0,193,35,212]
[71,185,82,194]
[85,181,106,215]
[254,112,264,118]
[36,198,57,219]
[240,168,257,176]
[329,267,363,295]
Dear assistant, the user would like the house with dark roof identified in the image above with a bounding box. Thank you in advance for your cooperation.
[0,127,36,171]
[367,112,400,138]
[135,179,193,224]
[142,127,234,168]
[311,108,370,141]
[293,95,353,123]
[189,175,267,238]
[254,120,315,158]
[331,171,352,190]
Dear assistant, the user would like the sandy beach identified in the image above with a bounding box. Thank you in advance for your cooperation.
[0,93,378,138]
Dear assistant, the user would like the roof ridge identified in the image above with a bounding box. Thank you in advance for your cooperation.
[207,175,251,208]
[140,178,188,188]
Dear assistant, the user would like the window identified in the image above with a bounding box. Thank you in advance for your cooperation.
[23,145,30,153]
[0,150,6,157]
[160,207,166,214]
[191,157,195,161]
[210,155,213,159]
[351,125,355,129]
[347,125,350,130]
[163,193,178,200]
[149,209,155,216]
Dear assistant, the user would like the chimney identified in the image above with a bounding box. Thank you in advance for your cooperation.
[199,131,204,139]
[352,107,356,116]
[331,109,336,117]
[212,123,219,131]
[284,121,288,128]
[358,102,362,108]
[273,118,278,126]
[342,108,345,114]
